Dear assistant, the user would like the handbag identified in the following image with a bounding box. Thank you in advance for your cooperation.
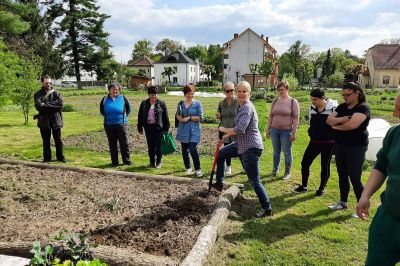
[161,132,176,155]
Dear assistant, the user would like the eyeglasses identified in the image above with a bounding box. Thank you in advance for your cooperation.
[225,89,234,93]
[44,82,52,85]
[341,92,354,98]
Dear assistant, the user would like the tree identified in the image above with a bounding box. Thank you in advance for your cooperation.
[278,53,294,80]
[345,64,367,82]
[0,40,21,106]
[322,49,334,79]
[0,0,30,35]
[286,40,311,81]
[162,66,176,85]
[206,44,223,80]
[200,64,215,87]
[283,73,299,90]
[258,60,274,86]
[130,39,153,61]
[249,63,259,89]
[298,60,314,87]
[186,45,207,63]
[155,38,185,56]
[48,0,112,89]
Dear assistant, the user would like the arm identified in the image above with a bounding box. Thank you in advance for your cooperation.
[34,91,45,112]
[331,113,367,131]
[326,111,350,126]
[290,99,300,141]
[162,101,170,131]
[266,99,276,139]
[218,126,236,145]
[137,101,144,134]
[124,96,132,116]
[44,92,63,110]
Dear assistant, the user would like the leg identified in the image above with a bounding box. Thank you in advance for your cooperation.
[347,145,366,202]
[181,142,191,169]
[319,143,334,191]
[280,129,293,175]
[269,128,281,174]
[52,128,65,162]
[301,142,320,187]
[104,125,119,165]
[216,143,238,184]
[117,124,131,165]
[154,130,163,165]
[188,142,201,170]
[145,126,156,165]
[335,144,350,203]
[241,148,271,211]
[40,128,51,161]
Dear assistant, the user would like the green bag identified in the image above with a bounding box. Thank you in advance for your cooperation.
[161,132,176,155]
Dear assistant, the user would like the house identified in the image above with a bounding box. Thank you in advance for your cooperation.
[127,56,154,86]
[222,28,279,87]
[154,51,205,86]
[361,44,400,88]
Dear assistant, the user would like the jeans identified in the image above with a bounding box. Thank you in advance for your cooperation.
[181,142,201,170]
[270,128,293,173]
[144,124,163,165]
[216,143,271,210]
[335,143,366,203]
[40,127,64,161]
[104,124,131,165]
[219,130,233,166]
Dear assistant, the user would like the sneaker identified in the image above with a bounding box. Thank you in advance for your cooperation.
[315,189,325,197]
[156,163,162,169]
[328,201,348,211]
[269,171,277,177]
[225,166,232,176]
[195,170,203,177]
[124,161,132,166]
[210,182,223,192]
[185,168,192,174]
[352,212,360,219]
[292,185,308,194]
[255,209,273,218]
[57,158,66,163]
[283,173,291,180]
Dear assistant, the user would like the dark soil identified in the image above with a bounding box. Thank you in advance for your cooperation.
[63,126,219,156]
[0,164,219,261]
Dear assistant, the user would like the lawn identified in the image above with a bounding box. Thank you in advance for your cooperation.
[0,88,397,265]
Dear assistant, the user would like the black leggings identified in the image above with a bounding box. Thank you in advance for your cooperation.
[301,142,334,190]
[335,143,366,203]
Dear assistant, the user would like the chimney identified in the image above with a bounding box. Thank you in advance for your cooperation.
[261,34,264,39]
[234,33,239,38]
[265,36,269,44]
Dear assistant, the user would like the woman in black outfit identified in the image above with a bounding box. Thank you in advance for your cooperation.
[137,86,170,168]
[292,88,337,197]
[326,82,370,213]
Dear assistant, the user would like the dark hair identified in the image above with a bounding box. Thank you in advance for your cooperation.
[108,82,121,91]
[310,88,325,98]
[41,75,51,82]
[183,84,195,95]
[343,81,366,103]
[147,86,158,94]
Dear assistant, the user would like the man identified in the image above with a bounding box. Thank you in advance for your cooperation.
[34,75,66,163]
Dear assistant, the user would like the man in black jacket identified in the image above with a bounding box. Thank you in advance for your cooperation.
[34,75,66,163]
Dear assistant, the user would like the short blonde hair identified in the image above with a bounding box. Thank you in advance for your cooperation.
[237,81,251,93]
[277,80,290,90]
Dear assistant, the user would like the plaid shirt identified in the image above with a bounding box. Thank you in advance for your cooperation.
[234,100,263,154]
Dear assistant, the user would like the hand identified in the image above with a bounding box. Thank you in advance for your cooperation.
[340,116,351,123]
[266,129,271,139]
[39,102,45,107]
[177,115,184,122]
[356,197,370,221]
[218,139,224,146]
[183,116,191,123]
[138,131,143,135]
[216,112,221,119]
[218,126,225,133]
[290,132,296,142]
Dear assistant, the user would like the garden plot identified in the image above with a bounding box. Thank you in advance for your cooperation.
[0,161,238,265]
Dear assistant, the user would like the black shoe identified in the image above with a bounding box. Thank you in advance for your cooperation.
[57,158,66,163]
[255,209,273,218]
[292,185,308,194]
[111,163,119,167]
[124,161,132,166]
[315,189,325,197]
[43,159,51,163]
[210,182,223,192]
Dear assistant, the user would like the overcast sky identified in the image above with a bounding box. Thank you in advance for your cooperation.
[97,0,400,63]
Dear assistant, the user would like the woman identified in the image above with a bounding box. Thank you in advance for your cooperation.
[137,86,170,168]
[292,88,337,197]
[266,80,300,180]
[216,82,239,176]
[211,81,272,218]
[356,94,400,265]
[175,84,204,177]
[100,83,132,166]
[327,82,370,212]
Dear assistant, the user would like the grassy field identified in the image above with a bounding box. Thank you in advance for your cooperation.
[0,88,398,265]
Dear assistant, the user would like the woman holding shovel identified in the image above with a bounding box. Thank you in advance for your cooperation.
[210,81,273,218]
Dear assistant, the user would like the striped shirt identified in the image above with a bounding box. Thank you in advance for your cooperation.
[233,100,263,154]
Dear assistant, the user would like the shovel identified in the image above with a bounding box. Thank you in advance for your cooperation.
[208,143,221,193]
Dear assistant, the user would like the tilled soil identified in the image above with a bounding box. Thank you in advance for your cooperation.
[63,126,219,156]
[0,164,219,260]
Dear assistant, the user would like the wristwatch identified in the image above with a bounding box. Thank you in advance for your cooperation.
[189,116,192,121]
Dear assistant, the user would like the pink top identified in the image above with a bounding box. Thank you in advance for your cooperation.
[147,105,156,124]
[268,97,300,131]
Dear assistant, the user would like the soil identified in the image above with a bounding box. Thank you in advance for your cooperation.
[63,126,219,156]
[0,164,219,261]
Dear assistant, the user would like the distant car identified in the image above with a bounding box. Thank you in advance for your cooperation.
[61,81,77,88]
[169,82,181,87]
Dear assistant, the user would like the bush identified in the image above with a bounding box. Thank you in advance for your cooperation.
[62,104,76,112]
[197,80,220,87]
[325,71,344,88]
[282,73,299,90]
[203,115,218,124]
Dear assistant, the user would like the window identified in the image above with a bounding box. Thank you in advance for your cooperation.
[223,54,229,59]
[224,64,228,69]
[383,76,390,85]
[173,66,177,71]
[173,77,178,82]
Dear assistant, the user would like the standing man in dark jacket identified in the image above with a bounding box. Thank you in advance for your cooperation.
[34,75,66,163]
[137,86,170,168]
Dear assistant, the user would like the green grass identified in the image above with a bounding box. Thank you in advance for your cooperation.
[0,89,396,265]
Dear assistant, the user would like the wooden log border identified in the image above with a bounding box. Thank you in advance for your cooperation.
[0,158,242,266]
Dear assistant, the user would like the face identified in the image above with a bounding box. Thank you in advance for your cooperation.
[185,90,194,100]
[224,86,234,99]
[393,96,400,117]
[341,89,358,104]
[277,85,289,97]
[236,85,249,103]
[149,93,157,102]
[42,78,52,90]
[109,86,120,97]
[310,96,324,107]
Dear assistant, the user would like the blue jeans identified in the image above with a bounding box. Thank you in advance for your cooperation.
[216,143,271,210]
[181,142,201,170]
[270,128,293,173]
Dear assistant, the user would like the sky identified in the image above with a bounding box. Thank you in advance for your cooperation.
[97,0,400,63]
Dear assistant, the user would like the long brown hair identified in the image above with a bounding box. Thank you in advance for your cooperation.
[343,82,366,103]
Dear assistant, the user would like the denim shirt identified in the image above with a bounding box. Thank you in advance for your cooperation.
[175,100,204,143]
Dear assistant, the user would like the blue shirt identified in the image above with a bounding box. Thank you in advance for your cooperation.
[175,100,204,143]
[103,95,131,125]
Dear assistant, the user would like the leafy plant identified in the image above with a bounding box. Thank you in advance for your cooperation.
[62,104,76,112]
[29,241,55,266]
[96,196,120,213]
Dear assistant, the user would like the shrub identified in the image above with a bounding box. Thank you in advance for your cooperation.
[325,71,344,88]
[62,104,76,112]
[197,80,220,87]
[282,73,299,90]
[203,115,218,124]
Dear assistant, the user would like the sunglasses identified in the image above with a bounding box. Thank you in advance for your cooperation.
[225,89,234,93]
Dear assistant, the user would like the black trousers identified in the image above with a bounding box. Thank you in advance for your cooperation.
[301,141,334,190]
[40,127,64,161]
[144,124,163,165]
[104,124,131,165]
[335,143,366,203]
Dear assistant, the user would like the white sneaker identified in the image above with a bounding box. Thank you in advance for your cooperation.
[195,170,203,177]
[156,163,162,169]
[283,173,291,180]
[225,166,232,176]
[352,212,359,219]
[185,168,192,174]
[328,201,348,211]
